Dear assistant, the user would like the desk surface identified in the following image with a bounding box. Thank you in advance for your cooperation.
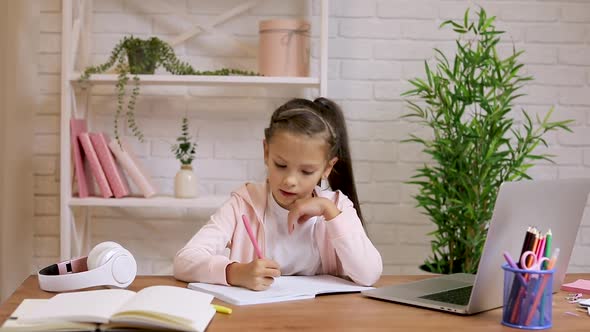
[1,274,588,331]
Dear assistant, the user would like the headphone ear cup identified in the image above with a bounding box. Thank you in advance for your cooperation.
[95,247,125,270]
[109,248,137,286]
[87,241,122,270]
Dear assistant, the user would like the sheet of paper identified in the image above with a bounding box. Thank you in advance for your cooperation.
[2,299,97,331]
[18,289,135,324]
[111,285,215,332]
[188,275,373,305]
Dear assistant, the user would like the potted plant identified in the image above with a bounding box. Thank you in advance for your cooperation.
[402,8,572,274]
[80,36,258,146]
[171,117,198,198]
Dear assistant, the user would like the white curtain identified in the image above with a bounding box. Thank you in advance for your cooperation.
[0,0,36,302]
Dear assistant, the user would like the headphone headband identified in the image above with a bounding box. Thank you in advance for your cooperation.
[39,256,88,276]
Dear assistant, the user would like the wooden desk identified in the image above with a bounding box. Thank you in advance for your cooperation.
[1,274,588,331]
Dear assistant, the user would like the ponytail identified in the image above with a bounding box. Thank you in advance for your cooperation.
[313,98,364,224]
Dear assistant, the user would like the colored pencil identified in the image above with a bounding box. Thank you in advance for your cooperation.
[524,249,560,326]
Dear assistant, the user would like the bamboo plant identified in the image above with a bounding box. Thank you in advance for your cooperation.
[402,8,572,274]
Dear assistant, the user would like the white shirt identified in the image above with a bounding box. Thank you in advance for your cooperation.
[264,191,322,275]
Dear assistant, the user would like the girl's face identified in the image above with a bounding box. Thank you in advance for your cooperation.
[264,130,337,210]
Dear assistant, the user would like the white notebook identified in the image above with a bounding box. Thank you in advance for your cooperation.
[188,275,374,305]
[2,286,215,332]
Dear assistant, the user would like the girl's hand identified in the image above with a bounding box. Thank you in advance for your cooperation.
[287,197,341,234]
[226,259,281,291]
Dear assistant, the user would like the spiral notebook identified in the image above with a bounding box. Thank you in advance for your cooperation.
[188,275,373,305]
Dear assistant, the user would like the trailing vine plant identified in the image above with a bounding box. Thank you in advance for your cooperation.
[80,36,258,145]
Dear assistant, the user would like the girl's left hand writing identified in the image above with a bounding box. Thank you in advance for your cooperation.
[287,197,341,234]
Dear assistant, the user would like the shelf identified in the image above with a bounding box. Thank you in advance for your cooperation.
[70,73,320,87]
[68,195,227,209]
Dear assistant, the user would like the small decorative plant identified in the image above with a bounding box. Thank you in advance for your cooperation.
[171,117,197,166]
[402,8,572,274]
[80,36,258,145]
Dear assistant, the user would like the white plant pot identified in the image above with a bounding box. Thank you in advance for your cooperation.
[174,164,198,198]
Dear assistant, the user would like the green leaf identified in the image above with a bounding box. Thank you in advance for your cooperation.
[464,8,470,29]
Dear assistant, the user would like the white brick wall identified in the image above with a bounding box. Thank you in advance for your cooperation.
[33,0,590,275]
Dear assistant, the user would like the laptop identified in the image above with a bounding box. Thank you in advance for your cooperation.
[362,179,590,314]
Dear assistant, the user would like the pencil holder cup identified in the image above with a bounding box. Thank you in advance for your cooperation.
[501,264,554,330]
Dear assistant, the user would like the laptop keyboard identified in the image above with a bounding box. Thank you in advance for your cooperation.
[419,286,473,305]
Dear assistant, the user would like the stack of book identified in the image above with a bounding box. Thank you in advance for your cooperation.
[70,119,157,199]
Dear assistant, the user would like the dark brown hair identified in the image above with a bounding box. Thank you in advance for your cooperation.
[264,98,364,223]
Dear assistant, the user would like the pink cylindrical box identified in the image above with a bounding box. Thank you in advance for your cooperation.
[258,19,310,77]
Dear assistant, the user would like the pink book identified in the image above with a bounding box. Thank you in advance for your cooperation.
[561,279,590,295]
[89,132,130,198]
[70,119,94,198]
[79,132,113,198]
[108,138,157,198]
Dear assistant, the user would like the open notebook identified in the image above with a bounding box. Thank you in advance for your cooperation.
[1,286,215,332]
[188,275,373,305]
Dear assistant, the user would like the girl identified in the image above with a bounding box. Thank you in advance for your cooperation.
[174,98,382,289]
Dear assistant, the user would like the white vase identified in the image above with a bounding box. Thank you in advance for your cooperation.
[174,164,198,198]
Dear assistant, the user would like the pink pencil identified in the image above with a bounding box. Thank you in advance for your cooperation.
[536,236,547,260]
[242,214,264,259]
[524,248,560,326]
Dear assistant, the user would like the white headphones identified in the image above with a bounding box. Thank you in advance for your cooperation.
[38,241,137,292]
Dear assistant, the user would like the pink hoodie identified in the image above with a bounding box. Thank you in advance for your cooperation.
[173,182,383,286]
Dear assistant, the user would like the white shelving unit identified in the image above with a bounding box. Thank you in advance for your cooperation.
[60,0,329,260]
